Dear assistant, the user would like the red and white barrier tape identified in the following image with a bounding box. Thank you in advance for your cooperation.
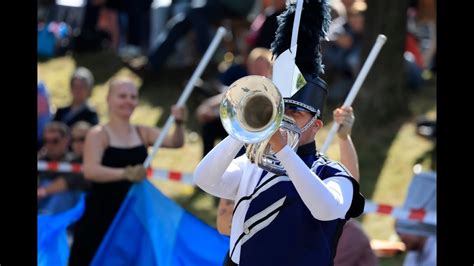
[37,161,194,184]
[38,161,436,224]
[363,200,436,225]
[38,161,83,173]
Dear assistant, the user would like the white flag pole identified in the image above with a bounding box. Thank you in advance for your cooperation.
[320,34,387,155]
[143,27,227,167]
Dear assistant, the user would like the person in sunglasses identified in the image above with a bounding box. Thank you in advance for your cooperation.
[37,122,87,214]
[70,121,92,160]
[67,121,94,193]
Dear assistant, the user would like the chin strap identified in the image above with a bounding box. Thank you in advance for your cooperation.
[301,113,319,133]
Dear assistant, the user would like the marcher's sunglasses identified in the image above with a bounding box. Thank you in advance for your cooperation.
[43,137,61,145]
[72,136,86,143]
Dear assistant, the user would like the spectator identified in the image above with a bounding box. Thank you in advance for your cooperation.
[38,81,52,151]
[134,0,256,73]
[405,7,425,91]
[75,0,121,52]
[70,121,92,159]
[245,0,286,50]
[323,6,365,103]
[37,122,84,214]
[53,67,99,127]
[395,171,436,266]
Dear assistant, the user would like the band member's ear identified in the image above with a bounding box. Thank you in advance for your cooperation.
[309,119,322,135]
[315,119,323,130]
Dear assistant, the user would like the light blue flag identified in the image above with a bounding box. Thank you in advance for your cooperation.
[37,194,85,266]
[91,180,230,266]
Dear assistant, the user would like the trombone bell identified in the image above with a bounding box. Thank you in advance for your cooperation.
[220,75,284,144]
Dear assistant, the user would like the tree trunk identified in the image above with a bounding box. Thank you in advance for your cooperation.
[355,0,409,126]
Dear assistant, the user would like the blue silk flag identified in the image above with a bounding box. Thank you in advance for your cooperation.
[37,194,85,266]
[91,180,230,266]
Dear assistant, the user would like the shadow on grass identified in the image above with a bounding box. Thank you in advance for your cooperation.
[138,62,222,131]
[71,50,125,85]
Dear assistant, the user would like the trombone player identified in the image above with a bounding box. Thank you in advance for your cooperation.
[194,0,365,265]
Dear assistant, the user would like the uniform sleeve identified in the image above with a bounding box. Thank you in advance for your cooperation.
[275,145,354,220]
[193,136,246,200]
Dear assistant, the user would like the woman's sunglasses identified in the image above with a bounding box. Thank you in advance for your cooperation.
[43,137,61,145]
[72,136,86,143]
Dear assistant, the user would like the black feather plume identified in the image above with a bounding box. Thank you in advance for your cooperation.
[270,0,331,77]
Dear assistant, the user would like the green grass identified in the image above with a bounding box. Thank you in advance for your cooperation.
[38,51,436,263]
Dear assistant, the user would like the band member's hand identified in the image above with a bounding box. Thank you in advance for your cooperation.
[172,105,188,125]
[268,130,286,153]
[334,106,354,139]
[122,165,147,182]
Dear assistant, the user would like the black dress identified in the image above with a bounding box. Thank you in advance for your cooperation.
[68,142,147,266]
